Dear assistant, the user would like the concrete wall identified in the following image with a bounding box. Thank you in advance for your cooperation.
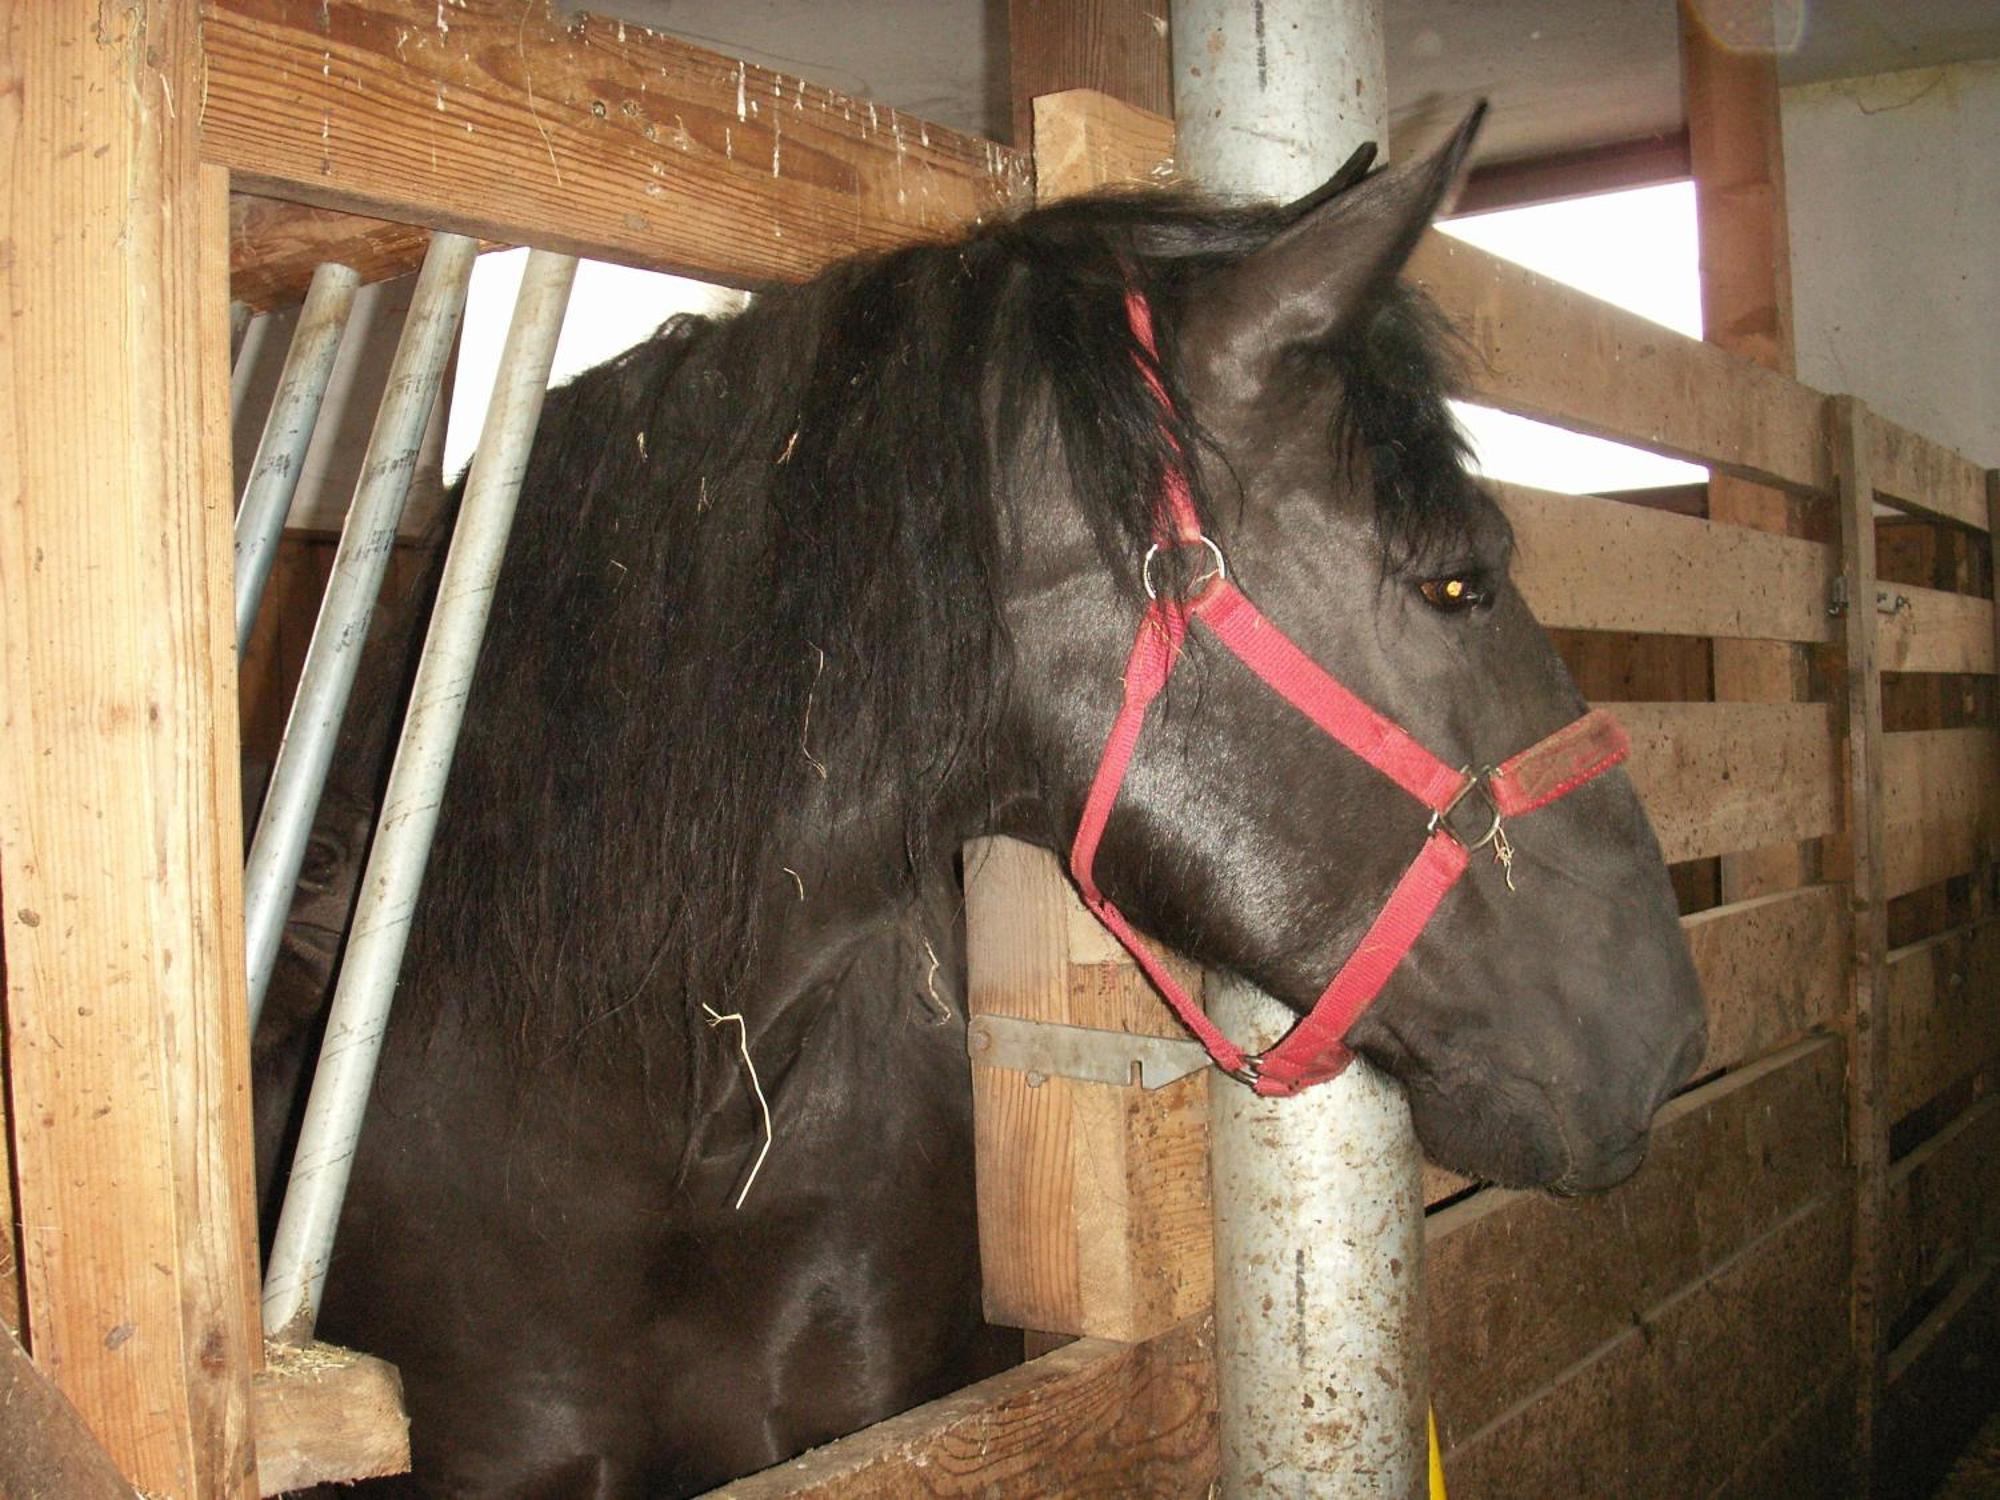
[1782,58,2000,468]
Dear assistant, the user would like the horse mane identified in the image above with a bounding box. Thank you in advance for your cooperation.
[409,187,1476,1084]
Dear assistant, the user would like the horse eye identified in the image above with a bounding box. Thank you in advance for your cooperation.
[1417,575,1487,613]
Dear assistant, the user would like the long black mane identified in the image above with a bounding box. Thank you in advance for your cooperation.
[410,189,1474,1066]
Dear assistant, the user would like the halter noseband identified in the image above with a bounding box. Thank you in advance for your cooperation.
[1067,289,1630,1098]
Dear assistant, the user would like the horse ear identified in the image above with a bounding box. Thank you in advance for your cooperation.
[1193,103,1484,386]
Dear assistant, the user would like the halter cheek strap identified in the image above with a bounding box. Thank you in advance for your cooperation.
[1067,289,1630,1098]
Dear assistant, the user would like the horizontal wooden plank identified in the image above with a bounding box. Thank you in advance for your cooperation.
[1712,1371,1855,1500]
[1886,918,2000,1120]
[1883,1094,2000,1340]
[1878,584,1997,676]
[1883,727,2000,834]
[1884,819,1991,900]
[201,0,1031,289]
[1683,884,1847,1077]
[709,1316,1216,1498]
[1879,1252,2000,1495]
[1441,1190,1849,1499]
[253,1341,410,1494]
[1618,702,1840,864]
[230,194,481,313]
[1869,412,1990,532]
[1410,233,1830,496]
[1427,1037,1843,1441]
[1499,483,1834,643]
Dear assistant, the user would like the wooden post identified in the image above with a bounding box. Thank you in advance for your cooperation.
[0,4,262,1494]
[1007,0,1174,149]
[1832,395,1888,1484]
[1680,0,1816,901]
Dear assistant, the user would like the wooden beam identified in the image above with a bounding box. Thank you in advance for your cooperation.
[1885,919,2000,1120]
[1882,1093,2000,1340]
[230,194,476,314]
[1616,702,1840,863]
[1030,90,1175,200]
[709,1315,1217,1498]
[1498,482,1835,643]
[1,1326,139,1500]
[1683,884,1847,1077]
[1881,728,2000,838]
[252,1341,409,1495]
[1877,584,1996,675]
[0,3,261,1494]
[200,1,1031,289]
[1869,414,1991,533]
[1008,0,1173,152]
[1453,132,1692,218]
[1407,232,1830,498]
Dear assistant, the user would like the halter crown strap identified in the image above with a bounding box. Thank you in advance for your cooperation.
[1067,288,1631,1096]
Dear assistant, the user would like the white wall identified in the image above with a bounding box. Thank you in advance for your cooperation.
[1783,58,2000,468]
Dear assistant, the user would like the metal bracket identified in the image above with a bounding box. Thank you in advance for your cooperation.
[967,1014,1212,1090]
[1828,574,1850,617]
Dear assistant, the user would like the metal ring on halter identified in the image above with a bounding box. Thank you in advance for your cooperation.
[1142,535,1228,600]
[1223,1053,1264,1087]
[1428,767,1506,852]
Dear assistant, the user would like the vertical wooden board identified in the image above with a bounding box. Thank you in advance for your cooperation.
[1682,884,1847,1076]
[1030,92,1174,201]
[1882,1095,2000,1341]
[1426,1038,1844,1441]
[0,3,260,1493]
[1007,0,1173,149]
[1616,701,1839,863]
[1885,919,2000,1120]
[1441,1193,1850,1499]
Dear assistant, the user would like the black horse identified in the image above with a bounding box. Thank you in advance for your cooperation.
[254,112,1704,1496]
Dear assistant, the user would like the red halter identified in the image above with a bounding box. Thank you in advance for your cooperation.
[1068,290,1630,1097]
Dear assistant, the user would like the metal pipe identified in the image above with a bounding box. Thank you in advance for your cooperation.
[242,233,477,1034]
[232,260,362,653]
[261,248,577,1343]
[1171,3,1423,1494]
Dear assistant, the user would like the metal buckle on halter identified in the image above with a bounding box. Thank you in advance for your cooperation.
[1141,535,1228,600]
[1223,1052,1264,1088]
[1429,767,1517,889]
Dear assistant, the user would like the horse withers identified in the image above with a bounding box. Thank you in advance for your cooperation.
[256,107,1703,1496]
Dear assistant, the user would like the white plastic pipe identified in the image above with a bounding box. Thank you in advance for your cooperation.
[242,233,476,1034]
[1170,3,1426,1495]
[262,249,577,1343]
[233,260,362,653]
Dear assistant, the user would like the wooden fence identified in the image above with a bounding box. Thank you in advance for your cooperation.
[2,2,1994,1495]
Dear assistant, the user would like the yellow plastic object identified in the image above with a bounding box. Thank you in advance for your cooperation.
[1429,1406,1447,1499]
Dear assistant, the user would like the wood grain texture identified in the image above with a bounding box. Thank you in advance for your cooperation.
[1442,1189,1850,1499]
[1030,92,1174,201]
[0,1325,139,1500]
[1882,727,2000,838]
[1885,919,2000,1120]
[252,1341,409,1494]
[200,0,1031,288]
[1877,584,1997,675]
[0,3,260,1492]
[1426,1038,1844,1443]
[1882,1094,2000,1342]
[1499,482,1834,642]
[1409,232,1830,497]
[1617,701,1840,863]
[1711,1369,1856,1500]
[1878,1252,2000,1497]
[1683,884,1847,1077]
[1870,412,1990,532]
[230,194,486,313]
[710,1315,1217,1499]
[1008,0,1173,151]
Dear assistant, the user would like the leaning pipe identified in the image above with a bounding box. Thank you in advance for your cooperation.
[262,248,578,1343]
[241,233,477,1033]
[1169,2,1427,1495]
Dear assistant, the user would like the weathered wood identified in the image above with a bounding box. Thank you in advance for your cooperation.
[1870,413,1991,532]
[709,1315,1218,1499]
[1712,1370,1856,1500]
[1426,1037,1844,1442]
[1683,884,1847,1077]
[1882,1094,2000,1341]
[1616,702,1840,864]
[252,1341,410,1495]
[1498,482,1834,642]
[1885,919,2000,1120]
[1878,1252,2000,1497]
[1008,0,1174,152]
[0,3,260,1492]
[200,0,1031,289]
[1,1326,139,1500]
[230,194,491,313]
[1030,92,1174,200]
[1877,584,1997,675]
[1407,232,1830,497]
[1440,1190,1850,1499]
[1882,727,2000,837]
[1453,132,1692,217]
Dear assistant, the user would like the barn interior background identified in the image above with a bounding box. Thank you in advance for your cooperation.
[3,0,1997,1495]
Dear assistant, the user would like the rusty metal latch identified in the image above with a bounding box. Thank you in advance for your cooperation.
[966,1014,1212,1090]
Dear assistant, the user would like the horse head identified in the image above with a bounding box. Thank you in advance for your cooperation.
[993,112,1706,1193]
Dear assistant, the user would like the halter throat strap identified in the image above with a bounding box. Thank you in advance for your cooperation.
[1065,288,1629,1097]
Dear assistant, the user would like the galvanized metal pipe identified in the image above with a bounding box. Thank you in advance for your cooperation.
[1171,3,1424,1494]
[233,260,362,653]
[261,248,577,1342]
[242,232,477,1034]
